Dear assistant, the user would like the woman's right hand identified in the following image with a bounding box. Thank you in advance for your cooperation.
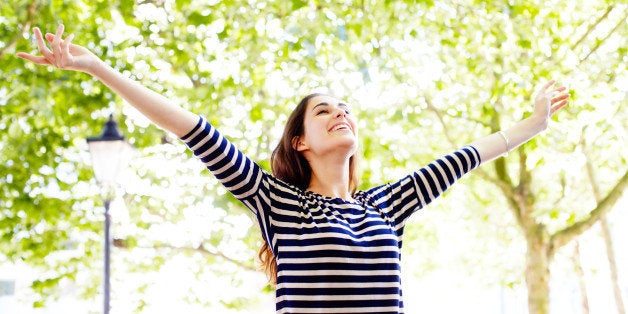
[17,24,98,74]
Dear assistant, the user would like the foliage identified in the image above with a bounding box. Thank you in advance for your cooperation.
[1,0,626,312]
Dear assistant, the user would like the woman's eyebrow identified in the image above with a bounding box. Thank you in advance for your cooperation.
[312,102,350,111]
[312,102,329,111]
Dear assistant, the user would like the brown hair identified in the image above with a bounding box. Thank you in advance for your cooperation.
[258,93,360,285]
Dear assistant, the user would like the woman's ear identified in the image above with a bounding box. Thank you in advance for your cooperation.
[292,136,307,151]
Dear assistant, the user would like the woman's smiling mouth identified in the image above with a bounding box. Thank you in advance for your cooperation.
[328,122,352,133]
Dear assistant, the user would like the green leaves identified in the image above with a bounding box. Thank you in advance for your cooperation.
[2,0,626,311]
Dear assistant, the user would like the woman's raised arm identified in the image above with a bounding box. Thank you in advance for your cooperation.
[470,80,570,164]
[17,24,198,138]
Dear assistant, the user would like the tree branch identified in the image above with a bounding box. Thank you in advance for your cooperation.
[423,98,491,128]
[580,7,628,62]
[573,241,591,313]
[423,95,526,227]
[549,169,628,256]
[423,96,460,147]
[551,172,568,208]
[0,2,38,58]
[581,128,603,201]
[570,5,615,51]
[114,239,259,272]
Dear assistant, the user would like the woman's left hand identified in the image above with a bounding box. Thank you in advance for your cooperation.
[532,80,570,122]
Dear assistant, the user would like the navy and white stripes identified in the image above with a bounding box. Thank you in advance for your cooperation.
[181,116,481,313]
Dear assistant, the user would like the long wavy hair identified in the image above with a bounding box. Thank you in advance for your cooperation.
[258,93,360,285]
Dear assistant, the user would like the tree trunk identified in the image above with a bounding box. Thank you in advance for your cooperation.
[573,241,590,314]
[600,217,626,314]
[583,137,627,314]
[526,227,551,314]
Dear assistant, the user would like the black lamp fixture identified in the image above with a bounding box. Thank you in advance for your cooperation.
[87,113,131,314]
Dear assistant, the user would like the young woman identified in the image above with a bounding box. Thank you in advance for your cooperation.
[18,25,569,313]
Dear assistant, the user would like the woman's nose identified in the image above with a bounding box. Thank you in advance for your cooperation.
[334,107,346,118]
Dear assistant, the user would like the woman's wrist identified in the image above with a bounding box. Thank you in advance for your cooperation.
[85,58,108,77]
[526,114,549,133]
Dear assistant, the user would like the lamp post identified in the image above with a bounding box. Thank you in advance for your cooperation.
[87,114,130,314]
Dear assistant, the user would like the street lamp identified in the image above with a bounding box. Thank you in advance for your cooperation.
[87,114,131,314]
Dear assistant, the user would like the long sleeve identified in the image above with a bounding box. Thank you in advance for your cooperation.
[180,116,279,247]
[362,146,481,237]
[180,116,267,201]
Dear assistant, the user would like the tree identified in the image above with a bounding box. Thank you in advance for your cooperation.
[412,2,627,313]
[1,0,626,312]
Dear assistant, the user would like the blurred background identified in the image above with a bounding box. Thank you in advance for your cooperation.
[0,0,626,313]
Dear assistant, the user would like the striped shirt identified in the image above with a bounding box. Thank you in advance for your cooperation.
[181,116,481,313]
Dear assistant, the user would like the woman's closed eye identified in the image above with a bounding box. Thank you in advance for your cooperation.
[316,109,351,115]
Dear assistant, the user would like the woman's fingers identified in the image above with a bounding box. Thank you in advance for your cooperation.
[547,83,570,116]
[539,81,568,102]
[539,80,556,94]
[550,100,569,116]
[551,92,569,103]
[16,52,52,65]
[550,86,569,102]
[52,25,64,52]
[45,33,55,42]
[550,86,567,97]
[18,24,81,69]
[37,25,74,68]
[532,79,570,118]
[50,25,65,67]
[62,33,74,58]
[34,27,54,61]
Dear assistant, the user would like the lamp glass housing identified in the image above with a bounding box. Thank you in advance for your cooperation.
[87,115,131,186]
[87,139,131,186]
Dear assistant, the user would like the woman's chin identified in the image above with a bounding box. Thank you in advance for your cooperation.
[335,138,358,154]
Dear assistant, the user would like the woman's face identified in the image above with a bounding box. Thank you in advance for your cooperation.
[296,94,358,157]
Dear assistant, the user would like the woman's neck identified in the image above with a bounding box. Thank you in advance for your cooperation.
[306,154,353,201]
